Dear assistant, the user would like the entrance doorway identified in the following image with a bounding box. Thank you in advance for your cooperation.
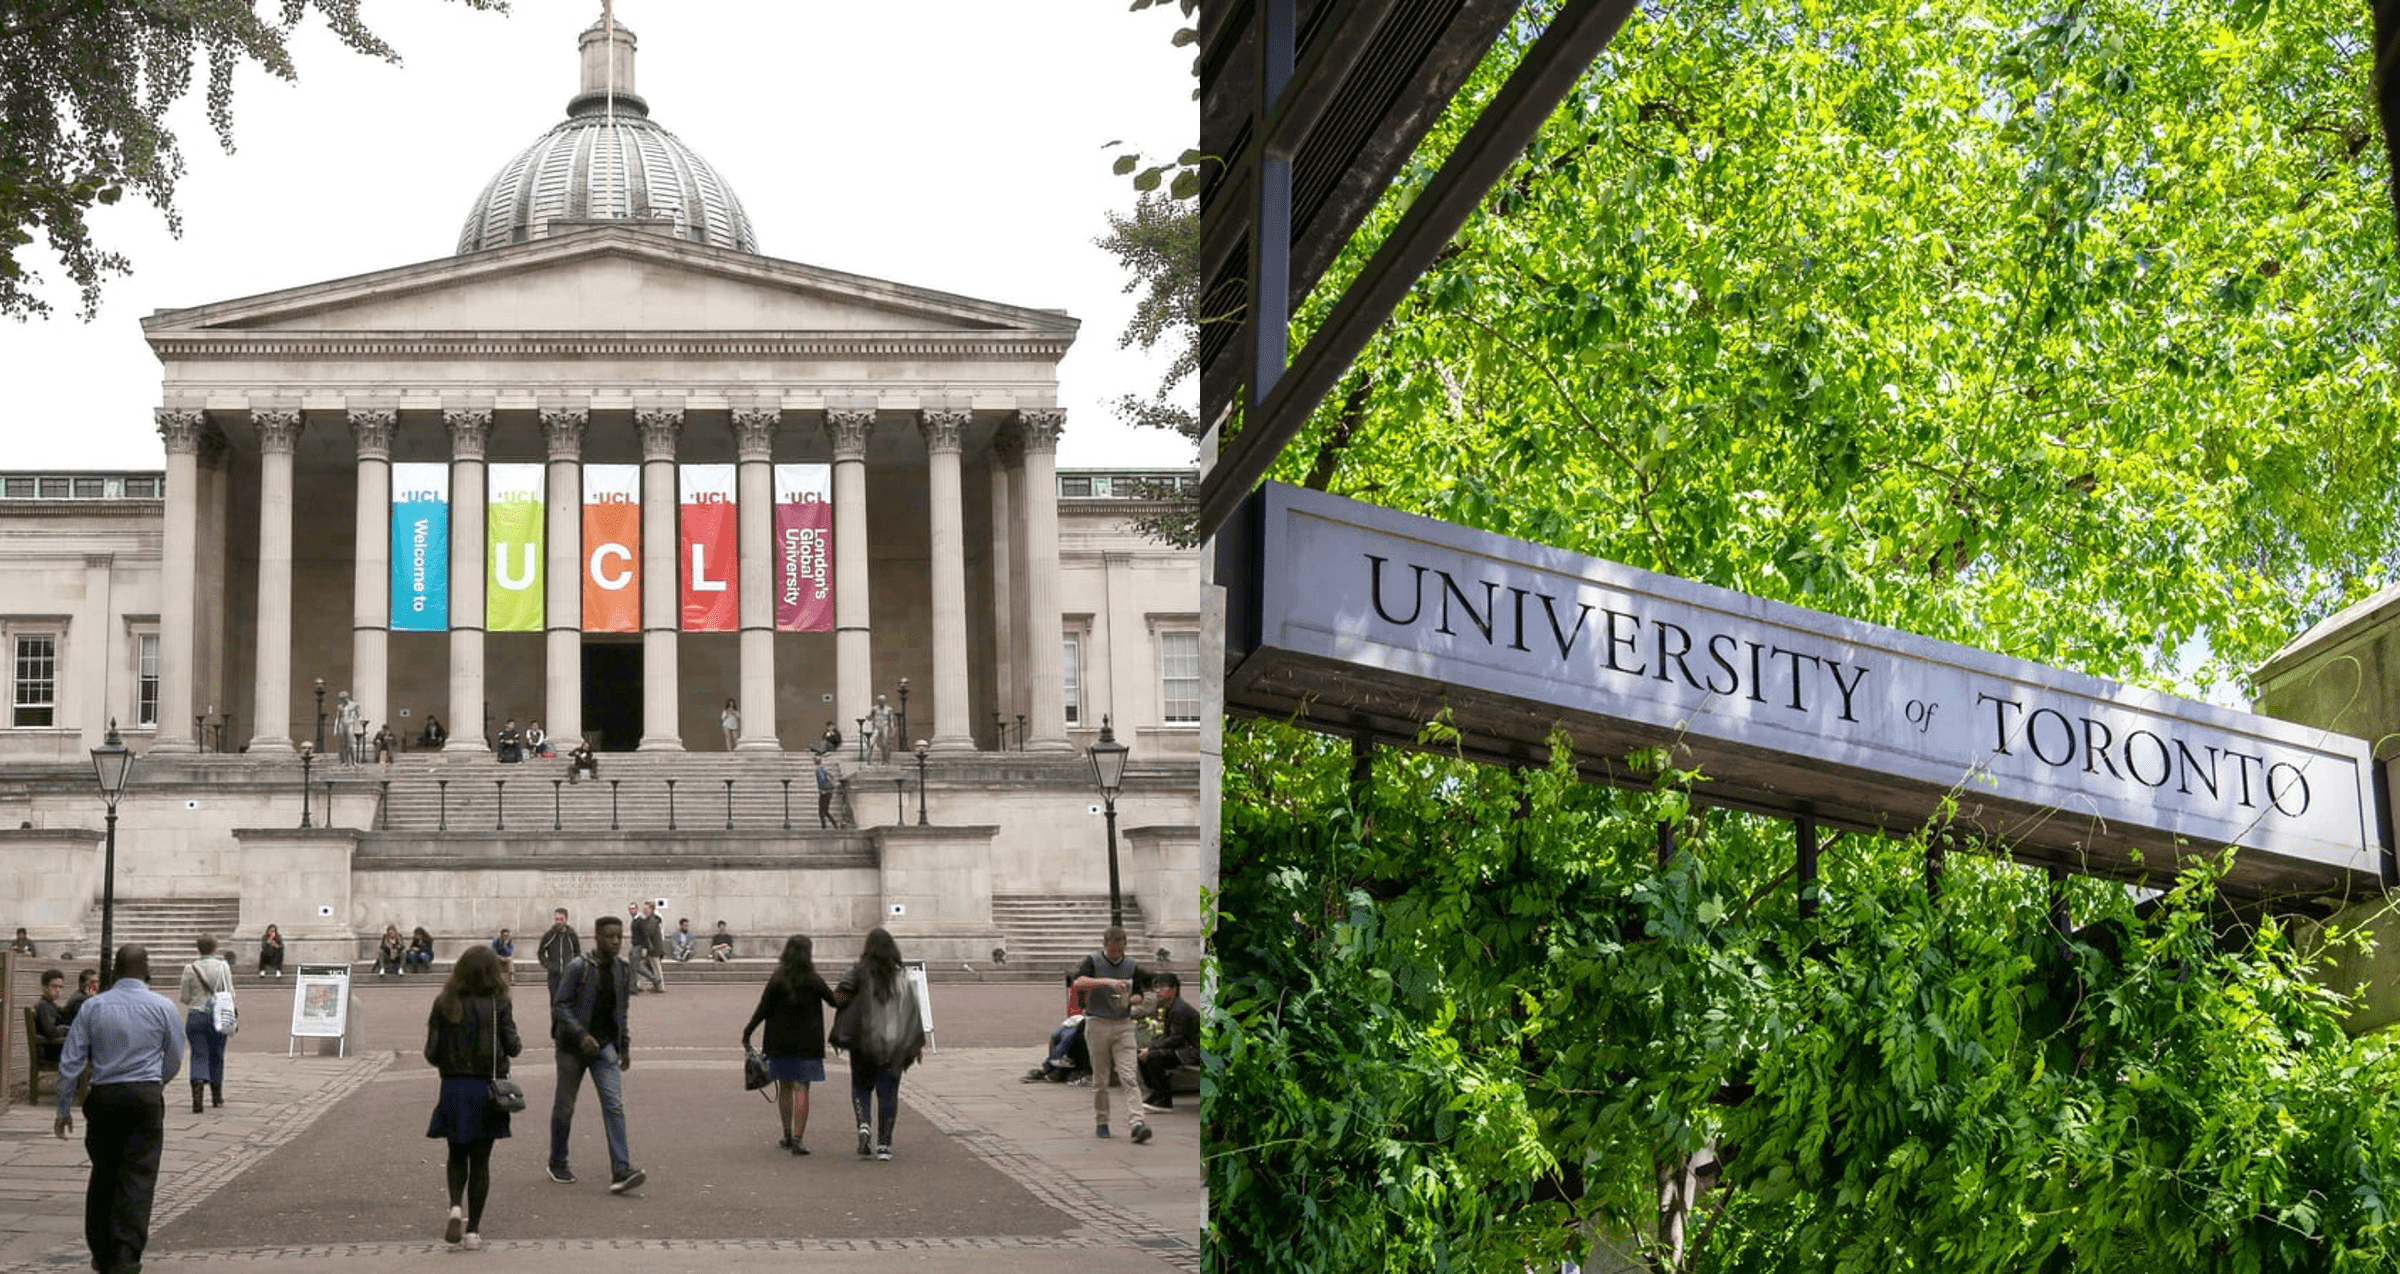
[581,642,642,751]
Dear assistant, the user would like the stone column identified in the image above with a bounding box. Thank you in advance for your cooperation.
[827,409,875,735]
[247,410,304,754]
[445,411,491,754]
[348,412,395,743]
[733,408,782,751]
[542,410,587,749]
[987,436,1020,739]
[637,410,685,751]
[1017,410,1071,752]
[920,409,974,753]
[151,410,208,752]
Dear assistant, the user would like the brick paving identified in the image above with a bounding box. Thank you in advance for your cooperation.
[0,984,1201,1274]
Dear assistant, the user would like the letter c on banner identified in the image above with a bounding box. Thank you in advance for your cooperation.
[591,543,633,590]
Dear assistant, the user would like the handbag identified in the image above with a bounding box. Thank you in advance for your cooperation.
[196,961,237,1036]
[743,1046,772,1093]
[829,995,861,1052]
[485,999,526,1113]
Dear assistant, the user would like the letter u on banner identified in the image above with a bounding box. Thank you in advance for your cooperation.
[773,464,833,632]
[390,463,449,631]
[680,464,738,632]
[583,465,640,633]
[486,463,545,632]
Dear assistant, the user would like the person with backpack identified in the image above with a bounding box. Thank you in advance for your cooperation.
[831,928,925,1162]
[176,936,235,1114]
[424,945,520,1251]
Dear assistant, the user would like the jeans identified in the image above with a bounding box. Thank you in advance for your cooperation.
[848,1059,902,1147]
[184,1009,226,1086]
[550,1044,630,1174]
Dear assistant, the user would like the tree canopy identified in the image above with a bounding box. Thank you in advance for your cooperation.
[0,0,505,321]
[1210,1,2400,1270]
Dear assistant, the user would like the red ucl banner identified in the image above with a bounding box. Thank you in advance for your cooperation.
[679,465,738,632]
[774,464,833,632]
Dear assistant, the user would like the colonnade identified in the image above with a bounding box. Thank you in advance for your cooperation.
[145,406,1073,757]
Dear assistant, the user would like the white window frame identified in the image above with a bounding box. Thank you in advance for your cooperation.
[1061,617,1092,727]
[6,621,67,729]
[130,624,160,728]
[1146,613,1202,727]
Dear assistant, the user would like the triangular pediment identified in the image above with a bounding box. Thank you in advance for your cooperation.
[141,227,1078,339]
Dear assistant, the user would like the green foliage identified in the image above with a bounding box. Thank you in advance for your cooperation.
[0,0,507,320]
[1210,0,2400,1269]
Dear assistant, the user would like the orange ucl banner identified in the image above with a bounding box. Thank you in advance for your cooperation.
[679,465,738,632]
[582,465,640,633]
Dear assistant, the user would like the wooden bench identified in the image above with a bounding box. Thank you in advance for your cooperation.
[21,1006,56,1102]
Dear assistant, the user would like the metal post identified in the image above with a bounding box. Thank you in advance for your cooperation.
[299,750,314,828]
[915,750,930,826]
[855,717,868,764]
[437,779,448,831]
[897,679,909,746]
[610,779,621,831]
[781,778,792,831]
[1104,791,1123,929]
[494,780,506,832]
[553,778,564,831]
[724,777,736,830]
[99,805,118,986]
[378,779,390,831]
[1795,817,1819,918]
[194,715,207,754]
[992,710,1004,750]
[1015,714,1025,752]
[893,776,905,824]
[666,778,677,831]
[314,681,326,754]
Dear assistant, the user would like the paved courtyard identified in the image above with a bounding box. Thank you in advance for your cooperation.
[0,981,1200,1273]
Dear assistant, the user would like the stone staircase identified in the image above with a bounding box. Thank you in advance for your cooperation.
[991,894,1160,982]
[362,752,886,833]
[75,897,243,963]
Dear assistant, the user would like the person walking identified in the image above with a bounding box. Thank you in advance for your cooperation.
[177,936,234,1113]
[815,757,835,828]
[547,914,645,1193]
[1071,925,1152,1143]
[741,934,840,1154]
[832,927,925,1162]
[54,944,184,1274]
[425,945,521,1252]
[633,902,666,993]
[537,908,580,1000]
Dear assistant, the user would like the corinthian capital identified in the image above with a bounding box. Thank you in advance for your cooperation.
[1014,408,1064,455]
[541,409,588,460]
[918,409,970,457]
[825,409,875,461]
[636,410,683,460]
[990,427,1026,470]
[252,410,305,454]
[444,410,492,459]
[156,409,208,455]
[348,410,397,459]
[731,409,781,462]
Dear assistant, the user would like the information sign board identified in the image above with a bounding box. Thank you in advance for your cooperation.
[288,964,353,1057]
[1223,483,2390,900]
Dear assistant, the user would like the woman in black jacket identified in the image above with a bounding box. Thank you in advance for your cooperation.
[424,945,520,1251]
[742,934,841,1154]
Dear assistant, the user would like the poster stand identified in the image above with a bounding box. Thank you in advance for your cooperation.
[288,963,353,1058]
[905,961,935,1053]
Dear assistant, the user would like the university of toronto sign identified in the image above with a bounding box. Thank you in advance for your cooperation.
[1221,483,2392,901]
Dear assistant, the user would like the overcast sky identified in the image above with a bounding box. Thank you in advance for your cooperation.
[0,0,1195,471]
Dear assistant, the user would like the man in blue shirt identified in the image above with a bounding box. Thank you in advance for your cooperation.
[54,946,185,1274]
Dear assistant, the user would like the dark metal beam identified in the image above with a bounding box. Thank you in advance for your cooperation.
[1197,0,1641,537]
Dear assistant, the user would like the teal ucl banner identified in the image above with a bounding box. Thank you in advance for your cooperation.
[391,462,450,632]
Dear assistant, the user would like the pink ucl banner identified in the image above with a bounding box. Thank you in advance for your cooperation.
[774,464,833,632]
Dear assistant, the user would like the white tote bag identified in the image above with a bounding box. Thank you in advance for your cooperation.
[201,960,238,1036]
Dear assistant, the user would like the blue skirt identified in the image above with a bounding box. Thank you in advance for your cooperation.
[766,1055,825,1084]
[426,1075,512,1145]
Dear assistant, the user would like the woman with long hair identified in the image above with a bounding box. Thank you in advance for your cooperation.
[741,934,840,1154]
[832,927,925,1161]
[407,926,436,973]
[425,944,520,1251]
[177,935,234,1113]
[257,924,285,977]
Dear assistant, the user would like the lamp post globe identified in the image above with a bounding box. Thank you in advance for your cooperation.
[90,720,133,986]
[298,742,315,829]
[313,677,326,754]
[1087,716,1130,928]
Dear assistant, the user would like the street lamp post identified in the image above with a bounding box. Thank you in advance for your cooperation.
[895,678,910,748]
[90,721,134,987]
[298,742,315,828]
[313,678,326,754]
[913,739,931,826]
[1087,715,1130,929]
[855,716,868,764]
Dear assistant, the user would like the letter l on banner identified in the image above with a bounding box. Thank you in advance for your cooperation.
[680,464,738,632]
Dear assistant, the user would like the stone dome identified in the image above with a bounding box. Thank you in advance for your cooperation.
[455,14,757,255]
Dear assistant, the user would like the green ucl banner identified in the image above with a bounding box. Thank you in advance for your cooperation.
[487,463,545,632]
